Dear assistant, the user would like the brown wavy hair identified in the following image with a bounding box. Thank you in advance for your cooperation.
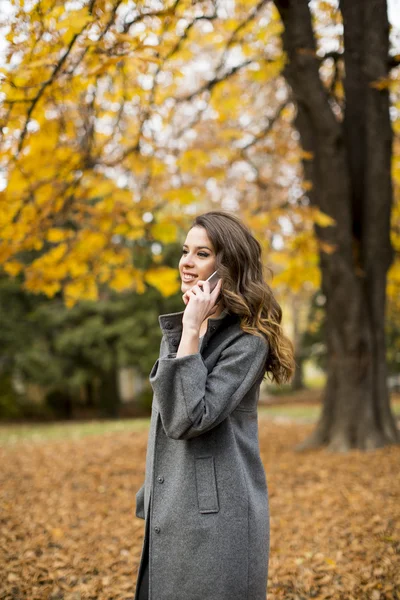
[192,211,295,384]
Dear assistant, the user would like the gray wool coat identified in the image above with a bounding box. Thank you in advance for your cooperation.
[134,307,270,600]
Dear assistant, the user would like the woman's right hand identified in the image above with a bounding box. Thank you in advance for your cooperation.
[181,279,222,332]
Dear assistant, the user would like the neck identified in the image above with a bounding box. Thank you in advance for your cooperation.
[213,302,224,318]
[202,302,224,325]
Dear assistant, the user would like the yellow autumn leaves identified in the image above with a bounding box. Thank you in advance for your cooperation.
[0,0,399,311]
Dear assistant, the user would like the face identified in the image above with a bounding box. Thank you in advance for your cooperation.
[179,226,217,292]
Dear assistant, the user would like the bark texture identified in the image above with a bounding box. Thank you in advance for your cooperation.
[274,0,398,451]
[291,296,305,391]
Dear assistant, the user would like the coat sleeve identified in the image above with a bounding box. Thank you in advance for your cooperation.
[149,333,268,440]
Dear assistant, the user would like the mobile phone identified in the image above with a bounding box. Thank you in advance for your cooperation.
[205,270,220,292]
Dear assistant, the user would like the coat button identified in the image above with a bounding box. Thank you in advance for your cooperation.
[210,325,216,332]
[165,322,173,330]
[154,526,161,534]
[157,476,164,484]
[172,337,179,346]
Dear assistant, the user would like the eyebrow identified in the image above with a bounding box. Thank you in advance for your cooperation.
[182,244,212,251]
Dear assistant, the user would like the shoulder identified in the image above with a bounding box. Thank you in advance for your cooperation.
[221,319,269,356]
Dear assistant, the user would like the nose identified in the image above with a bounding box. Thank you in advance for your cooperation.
[181,254,195,268]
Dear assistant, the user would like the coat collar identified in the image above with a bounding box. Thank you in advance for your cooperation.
[159,307,236,352]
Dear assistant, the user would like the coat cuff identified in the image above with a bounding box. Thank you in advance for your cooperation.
[149,351,206,377]
[149,352,208,437]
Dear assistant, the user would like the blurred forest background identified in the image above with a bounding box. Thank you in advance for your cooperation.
[0,0,399,452]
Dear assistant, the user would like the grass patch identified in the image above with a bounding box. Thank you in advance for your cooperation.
[259,404,322,421]
[260,399,400,422]
[1,399,399,444]
[0,417,150,445]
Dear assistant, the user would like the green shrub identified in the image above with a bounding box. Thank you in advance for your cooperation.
[0,375,22,419]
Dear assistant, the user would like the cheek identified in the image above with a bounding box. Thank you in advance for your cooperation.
[200,261,215,277]
[206,258,216,270]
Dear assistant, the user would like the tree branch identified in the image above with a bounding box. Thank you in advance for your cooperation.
[122,0,182,33]
[241,101,289,151]
[176,59,254,103]
[16,31,83,156]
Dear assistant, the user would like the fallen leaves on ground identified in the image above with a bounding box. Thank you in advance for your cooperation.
[0,419,399,600]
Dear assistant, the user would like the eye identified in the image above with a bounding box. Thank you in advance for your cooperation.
[181,249,210,258]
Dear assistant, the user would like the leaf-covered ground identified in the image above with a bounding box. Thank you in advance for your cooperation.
[1,417,399,600]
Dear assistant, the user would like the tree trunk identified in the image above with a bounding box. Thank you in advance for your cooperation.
[85,380,95,407]
[292,353,304,391]
[291,295,305,391]
[274,0,399,451]
[99,370,120,418]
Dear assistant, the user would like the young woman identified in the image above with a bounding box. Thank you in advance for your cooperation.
[134,211,294,600]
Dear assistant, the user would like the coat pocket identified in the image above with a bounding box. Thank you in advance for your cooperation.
[194,456,220,514]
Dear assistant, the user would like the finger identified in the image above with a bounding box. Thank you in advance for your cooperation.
[196,280,210,295]
[211,278,222,299]
[196,280,205,292]
[202,280,211,294]
[190,281,206,295]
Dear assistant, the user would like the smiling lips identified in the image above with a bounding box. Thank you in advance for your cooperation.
[182,273,197,282]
